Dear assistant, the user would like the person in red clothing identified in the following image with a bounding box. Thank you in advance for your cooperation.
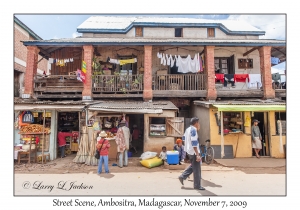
[57,130,72,158]
[96,131,111,174]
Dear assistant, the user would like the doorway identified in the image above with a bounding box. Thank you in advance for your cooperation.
[252,112,270,156]
[127,114,144,157]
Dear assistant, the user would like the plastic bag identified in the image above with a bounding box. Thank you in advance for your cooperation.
[140,157,163,168]
[140,151,157,160]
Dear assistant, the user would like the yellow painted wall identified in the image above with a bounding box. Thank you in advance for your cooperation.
[144,110,176,154]
[269,111,286,158]
[209,108,252,157]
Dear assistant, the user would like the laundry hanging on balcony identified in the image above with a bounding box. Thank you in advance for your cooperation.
[107,57,137,66]
[271,57,280,65]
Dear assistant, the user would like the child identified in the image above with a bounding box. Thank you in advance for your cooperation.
[96,131,111,174]
[174,139,185,165]
[159,146,167,164]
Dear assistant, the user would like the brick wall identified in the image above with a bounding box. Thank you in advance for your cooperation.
[259,46,275,99]
[23,46,39,97]
[82,45,93,99]
[205,46,217,100]
[14,23,48,74]
[143,45,153,101]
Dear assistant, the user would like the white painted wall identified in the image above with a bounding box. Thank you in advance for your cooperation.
[183,28,207,38]
[83,27,259,39]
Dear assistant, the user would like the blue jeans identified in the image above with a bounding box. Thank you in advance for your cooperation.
[179,164,193,180]
[118,150,128,167]
[98,155,109,173]
[59,146,65,158]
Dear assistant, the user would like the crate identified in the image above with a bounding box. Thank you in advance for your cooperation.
[166,151,179,165]
[71,143,78,151]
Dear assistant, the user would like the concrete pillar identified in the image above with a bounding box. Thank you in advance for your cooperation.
[82,45,94,101]
[259,46,275,99]
[143,45,153,101]
[204,46,217,100]
[23,46,39,98]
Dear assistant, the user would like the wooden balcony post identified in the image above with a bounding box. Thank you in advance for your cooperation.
[143,45,153,101]
[259,46,275,99]
[204,46,217,100]
[82,45,94,100]
[23,46,39,98]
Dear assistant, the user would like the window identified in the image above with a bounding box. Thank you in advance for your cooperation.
[175,28,182,37]
[135,27,143,37]
[275,112,286,135]
[238,58,253,69]
[207,28,215,37]
[214,56,235,74]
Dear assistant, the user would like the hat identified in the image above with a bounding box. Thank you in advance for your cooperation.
[253,119,260,123]
[120,120,126,125]
[176,139,182,144]
[99,131,107,137]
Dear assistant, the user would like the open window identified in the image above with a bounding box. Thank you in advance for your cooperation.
[214,55,235,74]
[149,117,184,137]
[275,112,286,135]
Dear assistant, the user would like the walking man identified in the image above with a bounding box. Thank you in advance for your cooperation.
[178,117,205,190]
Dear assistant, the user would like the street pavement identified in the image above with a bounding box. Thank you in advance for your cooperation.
[14,164,285,196]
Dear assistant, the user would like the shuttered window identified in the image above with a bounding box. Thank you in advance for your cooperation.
[207,28,215,37]
[175,28,182,37]
[135,27,143,37]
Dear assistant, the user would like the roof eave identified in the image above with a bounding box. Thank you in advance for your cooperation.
[22,40,286,47]
[14,16,43,40]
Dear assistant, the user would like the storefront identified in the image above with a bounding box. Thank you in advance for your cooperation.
[14,100,88,161]
[87,100,181,158]
[192,100,286,158]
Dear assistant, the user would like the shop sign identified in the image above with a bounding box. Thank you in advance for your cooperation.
[22,111,34,123]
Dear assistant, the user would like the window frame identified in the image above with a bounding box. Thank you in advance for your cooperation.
[135,27,143,37]
[175,28,183,37]
[207,28,215,38]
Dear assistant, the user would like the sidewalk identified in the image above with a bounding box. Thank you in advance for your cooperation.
[214,157,286,168]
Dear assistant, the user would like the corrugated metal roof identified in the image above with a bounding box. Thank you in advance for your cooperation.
[22,37,286,46]
[194,99,286,106]
[89,100,178,110]
[77,16,263,33]
[14,98,90,105]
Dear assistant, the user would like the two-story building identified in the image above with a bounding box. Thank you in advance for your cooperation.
[14,16,49,97]
[14,16,286,160]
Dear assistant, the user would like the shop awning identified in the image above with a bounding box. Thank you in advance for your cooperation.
[213,104,286,111]
[14,104,85,111]
[88,100,178,114]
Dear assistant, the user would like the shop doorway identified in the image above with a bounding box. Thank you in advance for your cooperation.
[127,114,144,156]
[57,112,80,159]
[252,112,270,156]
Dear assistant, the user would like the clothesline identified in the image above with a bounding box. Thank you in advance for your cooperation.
[107,57,137,66]
[157,52,205,73]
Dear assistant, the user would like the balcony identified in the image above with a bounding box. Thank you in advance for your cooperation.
[152,74,207,97]
[92,74,144,98]
[34,75,83,99]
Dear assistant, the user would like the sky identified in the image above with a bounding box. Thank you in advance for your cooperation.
[15,14,286,40]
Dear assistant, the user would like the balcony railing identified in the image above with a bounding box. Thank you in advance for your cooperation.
[152,74,206,91]
[34,75,83,93]
[92,74,144,93]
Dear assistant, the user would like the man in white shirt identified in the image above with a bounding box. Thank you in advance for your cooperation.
[179,117,205,190]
